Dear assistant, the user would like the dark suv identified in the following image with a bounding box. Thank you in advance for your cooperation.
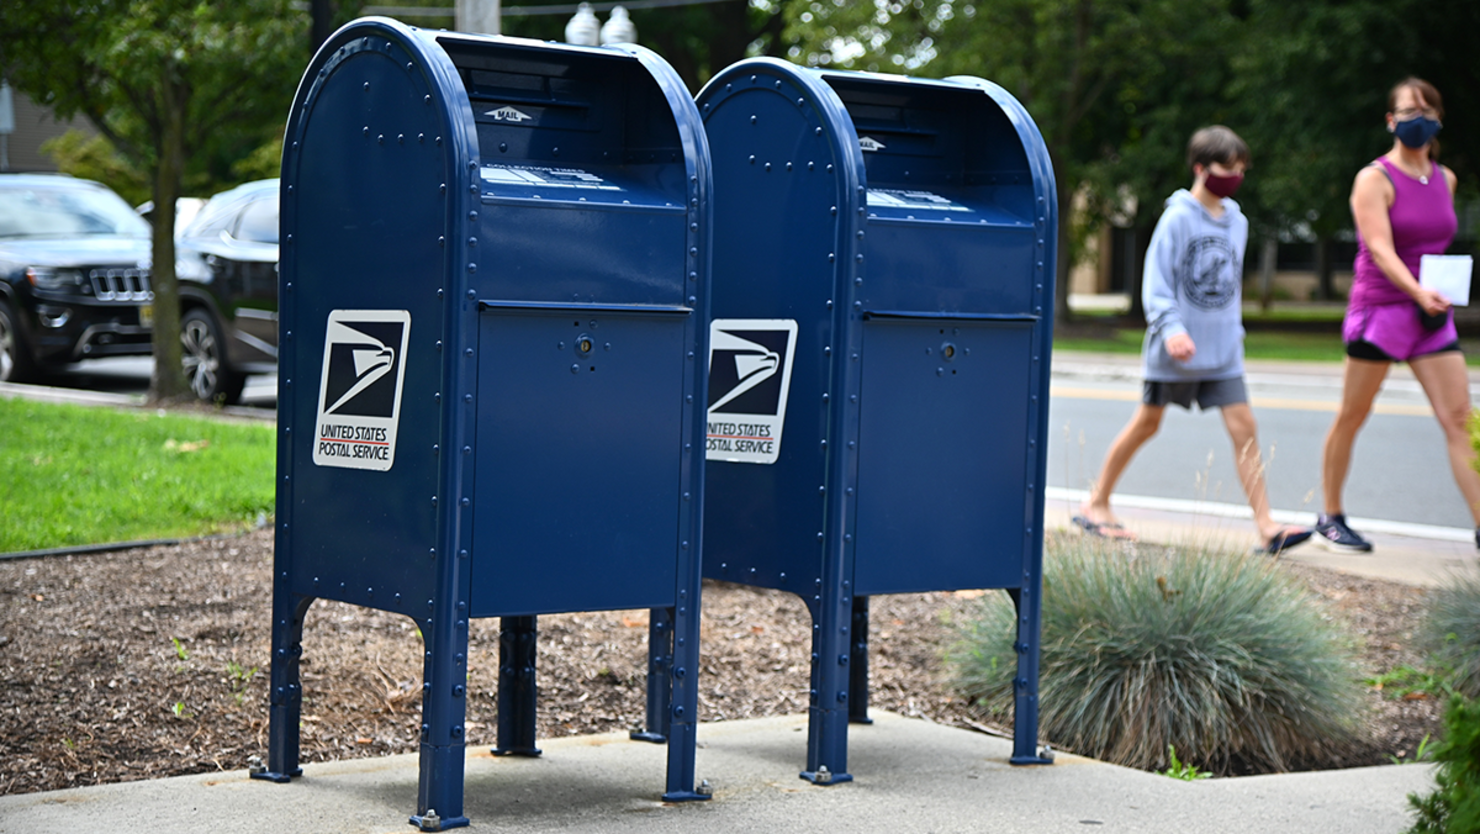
[175,178,279,402]
[0,173,154,381]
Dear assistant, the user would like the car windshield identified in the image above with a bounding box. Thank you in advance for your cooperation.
[0,182,150,240]
[184,182,279,239]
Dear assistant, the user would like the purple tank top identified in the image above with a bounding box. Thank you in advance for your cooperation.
[1350,156,1457,308]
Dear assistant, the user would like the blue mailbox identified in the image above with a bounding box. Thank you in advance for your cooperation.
[258,18,712,830]
[695,59,1056,784]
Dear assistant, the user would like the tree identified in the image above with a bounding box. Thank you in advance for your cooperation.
[784,0,1243,323]
[1229,0,1480,300]
[0,0,304,402]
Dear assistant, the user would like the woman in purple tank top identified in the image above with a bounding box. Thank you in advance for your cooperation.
[1316,77,1480,553]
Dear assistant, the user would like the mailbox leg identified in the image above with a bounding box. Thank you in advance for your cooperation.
[493,616,541,757]
[630,607,673,743]
[801,603,855,786]
[848,596,873,725]
[254,593,314,783]
[412,617,471,830]
[1006,588,1052,765]
[660,595,706,801]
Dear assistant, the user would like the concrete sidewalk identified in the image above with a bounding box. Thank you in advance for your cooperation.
[1045,488,1478,588]
[0,712,1436,834]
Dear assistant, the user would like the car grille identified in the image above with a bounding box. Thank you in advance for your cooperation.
[89,268,153,302]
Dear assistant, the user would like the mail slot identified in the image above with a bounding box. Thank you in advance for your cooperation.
[260,17,712,829]
[696,58,1057,784]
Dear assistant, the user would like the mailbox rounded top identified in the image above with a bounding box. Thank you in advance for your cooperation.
[697,58,1055,219]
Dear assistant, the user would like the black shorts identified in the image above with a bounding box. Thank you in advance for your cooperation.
[1346,339,1461,363]
[1142,377,1248,411]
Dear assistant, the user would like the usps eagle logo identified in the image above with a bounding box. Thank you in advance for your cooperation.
[706,319,798,465]
[313,310,411,471]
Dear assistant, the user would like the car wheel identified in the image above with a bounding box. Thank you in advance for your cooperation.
[180,309,246,404]
[0,298,40,383]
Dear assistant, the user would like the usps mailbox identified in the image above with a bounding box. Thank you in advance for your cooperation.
[695,59,1056,783]
[258,17,711,829]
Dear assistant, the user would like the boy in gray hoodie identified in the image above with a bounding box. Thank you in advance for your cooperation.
[1074,126,1312,554]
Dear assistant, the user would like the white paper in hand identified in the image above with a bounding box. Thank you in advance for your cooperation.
[1420,254,1473,306]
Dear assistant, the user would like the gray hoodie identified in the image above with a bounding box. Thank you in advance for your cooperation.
[1142,188,1247,382]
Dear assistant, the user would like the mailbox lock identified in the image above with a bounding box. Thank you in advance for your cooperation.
[940,342,957,361]
[577,336,594,354]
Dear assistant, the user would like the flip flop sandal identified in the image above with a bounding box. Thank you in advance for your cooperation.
[1260,528,1314,555]
[1073,515,1135,540]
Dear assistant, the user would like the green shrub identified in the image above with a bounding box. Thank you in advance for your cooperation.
[948,536,1362,773]
[1407,696,1480,833]
[1424,566,1480,700]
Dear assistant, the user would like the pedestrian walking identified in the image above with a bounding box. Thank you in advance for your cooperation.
[1316,77,1480,552]
[1075,126,1313,554]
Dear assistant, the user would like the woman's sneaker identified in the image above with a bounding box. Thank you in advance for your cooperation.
[1315,514,1373,553]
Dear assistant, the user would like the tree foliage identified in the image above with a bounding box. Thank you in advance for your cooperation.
[783,0,1241,320]
[0,0,304,401]
[5,0,1480,383]
[782,0,1480,314]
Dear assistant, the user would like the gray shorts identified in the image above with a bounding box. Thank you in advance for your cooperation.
[1141,377,1248,411]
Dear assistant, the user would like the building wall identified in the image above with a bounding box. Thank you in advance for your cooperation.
[2,88,95,173]
[1069,224,1113,295]
[1253,270,1357,301]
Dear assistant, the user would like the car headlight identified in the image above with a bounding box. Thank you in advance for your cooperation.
[175,256,211,282]
[26,267,86,290]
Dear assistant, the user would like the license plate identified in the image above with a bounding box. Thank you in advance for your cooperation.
[138,304,153,329]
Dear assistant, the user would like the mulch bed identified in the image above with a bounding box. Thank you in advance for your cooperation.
[0,527,1442,794]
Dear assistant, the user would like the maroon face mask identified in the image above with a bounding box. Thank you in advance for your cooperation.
[1204,171,1243,198]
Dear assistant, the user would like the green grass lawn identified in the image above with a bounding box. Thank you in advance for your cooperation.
[1055,327,1480,365]
[1240,306,1348,324]
[0,397,275,553]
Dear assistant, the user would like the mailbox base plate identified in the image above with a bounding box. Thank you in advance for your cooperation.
[629,730,667,744]
[490,746,543,758]
[248,769,299,783]
[409,811,469,831]
[660,790,712,803]
[798,769,854,786]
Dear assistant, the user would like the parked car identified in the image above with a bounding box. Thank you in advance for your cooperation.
[174,179,279,403]
[136,196,207,238]
[0,173,154,382]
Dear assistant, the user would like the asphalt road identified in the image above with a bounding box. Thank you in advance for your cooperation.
[1048,360,1476,531]
[30,356,278,411]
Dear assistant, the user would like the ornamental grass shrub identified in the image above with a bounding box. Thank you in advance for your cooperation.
[1424,565,1480,700]
[948,535,1362,773]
